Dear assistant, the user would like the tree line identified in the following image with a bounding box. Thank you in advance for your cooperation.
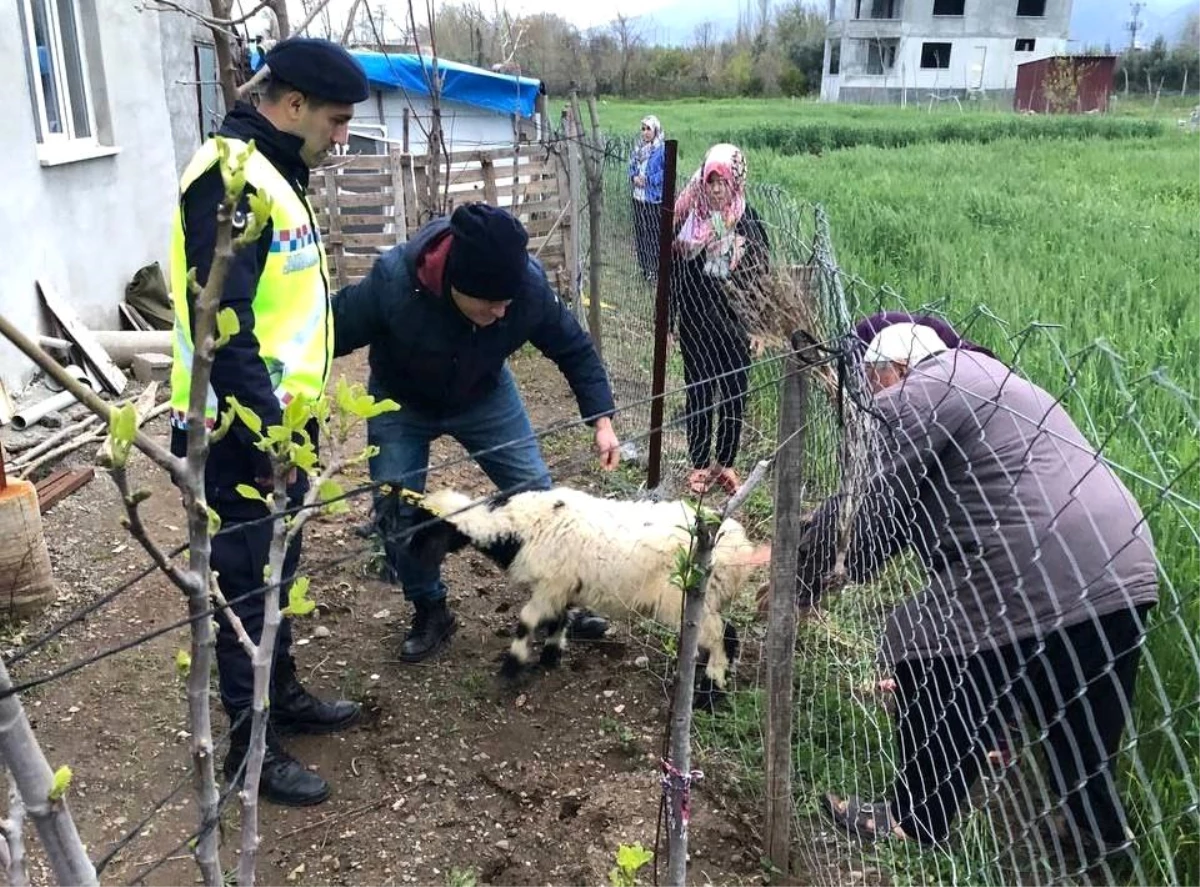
[341,0,829,98]
[1108,15,1200,96]
[297,1,1200,101]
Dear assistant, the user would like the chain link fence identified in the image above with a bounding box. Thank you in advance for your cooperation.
[585,132,1198,887]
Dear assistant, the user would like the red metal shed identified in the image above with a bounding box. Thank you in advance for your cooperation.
[1014,55,1117,113]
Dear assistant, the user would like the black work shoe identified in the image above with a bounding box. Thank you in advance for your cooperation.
[566,608,610,641]
[272,664,361,736]
[224,717,330,808]
[400,598,457,662]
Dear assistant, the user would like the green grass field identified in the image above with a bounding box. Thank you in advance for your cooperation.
[583,96,1199,885]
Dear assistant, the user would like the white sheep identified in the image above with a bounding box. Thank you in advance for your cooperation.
[406,486,769,703]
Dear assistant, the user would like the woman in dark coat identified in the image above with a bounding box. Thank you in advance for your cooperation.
[671,143,769,496]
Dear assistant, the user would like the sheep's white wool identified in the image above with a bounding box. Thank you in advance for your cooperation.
[423,487,762,687]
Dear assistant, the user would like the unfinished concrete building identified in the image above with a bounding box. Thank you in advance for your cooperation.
[820,0,1073,104]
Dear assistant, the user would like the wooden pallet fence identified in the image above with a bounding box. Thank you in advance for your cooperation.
[309,143,575,297]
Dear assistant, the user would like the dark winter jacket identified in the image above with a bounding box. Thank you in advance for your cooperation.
[669,205,770,344]
[332,218,616,423]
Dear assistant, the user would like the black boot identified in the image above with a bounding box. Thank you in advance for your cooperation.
[223,715,330,808]
[400,598,457,662]
[566,608,610,641]
[271,657,361,735]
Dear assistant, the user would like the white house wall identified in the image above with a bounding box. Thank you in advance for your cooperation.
[353,92,520,155]
[158,0,223,175]
[0,4,179,392]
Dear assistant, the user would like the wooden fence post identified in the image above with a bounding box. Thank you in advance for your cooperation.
[400,154,418,235]
[763,333,808,878]
[481,155,498,206]
[389,148,408,243]
[322,168,344,290]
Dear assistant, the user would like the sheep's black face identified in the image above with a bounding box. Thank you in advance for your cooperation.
[404,508,473,569]
[478,535,523,569]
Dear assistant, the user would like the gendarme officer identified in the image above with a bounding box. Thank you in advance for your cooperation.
[169,38,369,807]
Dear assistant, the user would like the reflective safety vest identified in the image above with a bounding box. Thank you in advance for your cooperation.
[169,137,332,426]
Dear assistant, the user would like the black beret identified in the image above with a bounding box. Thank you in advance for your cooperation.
[446,204,530,301]
[264,38,369,104]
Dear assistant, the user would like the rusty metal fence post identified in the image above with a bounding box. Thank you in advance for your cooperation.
[646,138,679,490]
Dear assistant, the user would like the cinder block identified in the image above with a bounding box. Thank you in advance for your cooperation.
[131,352,173,385]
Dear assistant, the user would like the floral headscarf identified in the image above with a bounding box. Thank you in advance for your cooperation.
[674,143,748,276]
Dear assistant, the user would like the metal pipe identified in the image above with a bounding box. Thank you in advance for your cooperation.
[11,391,80,431]
[90,331,172,367]
[37,336,73,354]
[13,367,92,430]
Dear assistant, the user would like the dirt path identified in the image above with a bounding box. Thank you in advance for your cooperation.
[4,350,766,886]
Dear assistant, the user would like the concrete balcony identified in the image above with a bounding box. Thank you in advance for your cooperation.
[828,17,905,39]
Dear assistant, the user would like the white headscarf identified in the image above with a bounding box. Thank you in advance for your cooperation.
[864,322,951,366]
[637,115,664,154]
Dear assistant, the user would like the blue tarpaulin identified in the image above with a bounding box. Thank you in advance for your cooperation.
[354,51,543,118]
[251,46,543,119]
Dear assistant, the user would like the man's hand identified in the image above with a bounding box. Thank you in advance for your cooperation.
[594,416,620,471]
[253,468,297,489]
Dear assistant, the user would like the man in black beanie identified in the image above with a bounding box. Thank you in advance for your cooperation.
[333,203,621,661]
[169,37,368,807]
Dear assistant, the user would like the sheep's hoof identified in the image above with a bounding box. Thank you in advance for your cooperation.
[693,676,727,713]
[539,644,563,669]
[499,653,526,681]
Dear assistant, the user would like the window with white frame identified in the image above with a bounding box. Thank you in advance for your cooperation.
[18,0,98,147]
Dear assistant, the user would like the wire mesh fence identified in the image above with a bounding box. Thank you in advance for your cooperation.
[576,131,1198,886]
[760,310,1200,887]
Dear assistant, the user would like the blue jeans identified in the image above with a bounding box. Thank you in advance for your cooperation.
[368,366,552,603]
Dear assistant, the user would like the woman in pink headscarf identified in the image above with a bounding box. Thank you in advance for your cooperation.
[671,143,770,496]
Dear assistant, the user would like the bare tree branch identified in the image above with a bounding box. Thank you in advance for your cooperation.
[340,0,366,45]
[237,0,340,96]
[111,469,200,599]
[145,0,241,37]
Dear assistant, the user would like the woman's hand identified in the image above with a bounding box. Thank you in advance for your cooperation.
[633,175,646,188]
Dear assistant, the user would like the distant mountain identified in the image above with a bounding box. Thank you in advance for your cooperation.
[1070,0,1195,51]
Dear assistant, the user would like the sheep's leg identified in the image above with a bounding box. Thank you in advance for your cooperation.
[694,612,739,712]
[500,597,562,680]
[539,614,568,669]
